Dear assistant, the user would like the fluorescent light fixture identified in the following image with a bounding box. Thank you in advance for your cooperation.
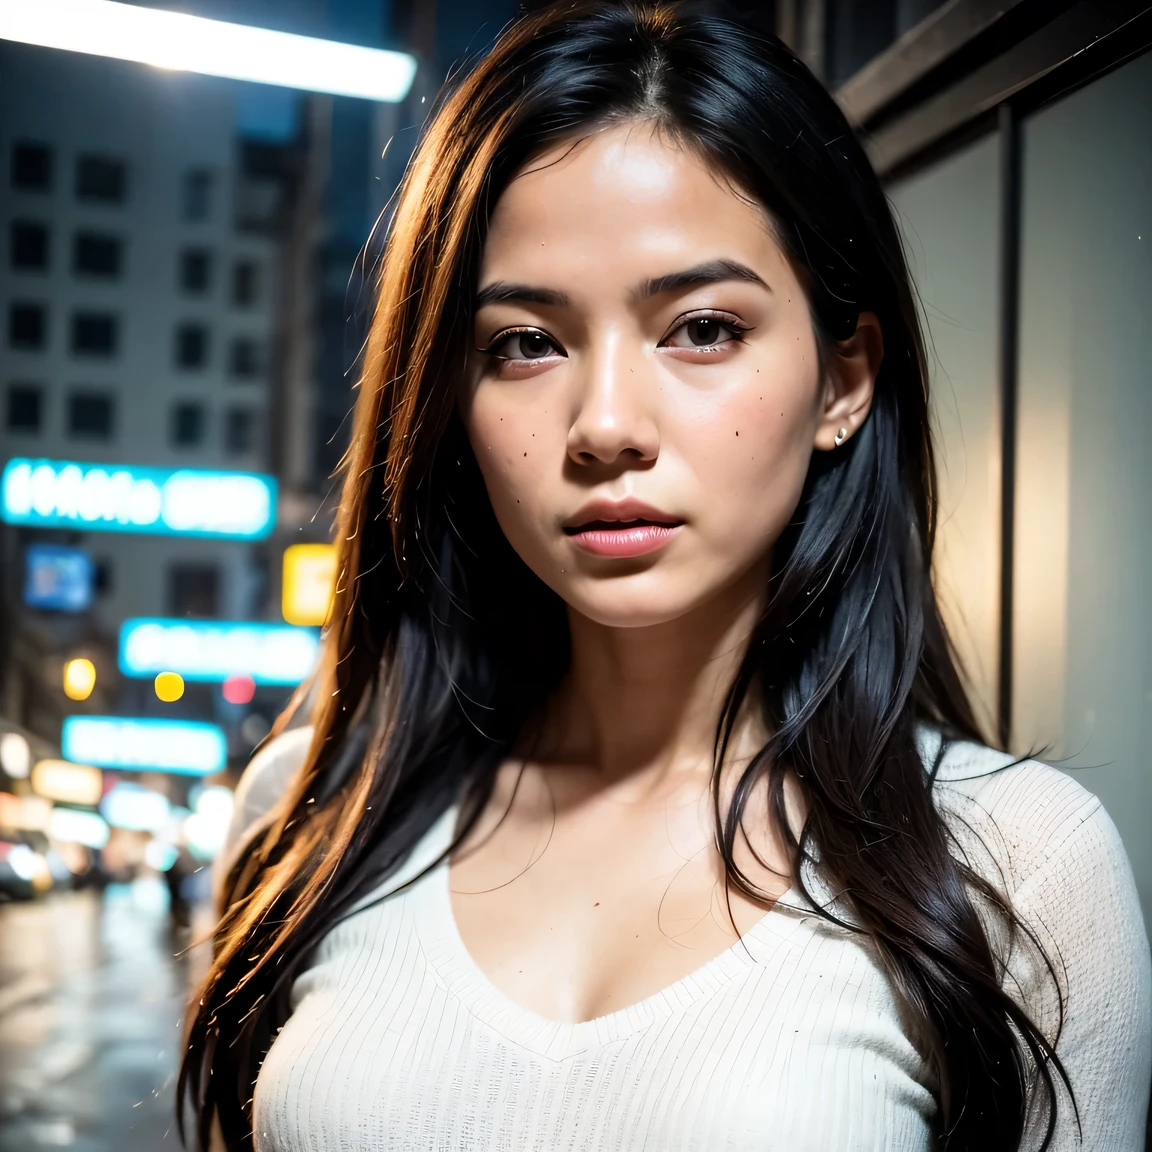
[120,618,320,685]
[62,716,227,776]
[1,458,276,539]
[0,0,417,102]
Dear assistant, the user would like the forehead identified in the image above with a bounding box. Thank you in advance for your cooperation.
[481,123,791,291]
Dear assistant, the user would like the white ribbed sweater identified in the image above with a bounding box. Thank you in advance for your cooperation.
[227,728,1151,1151]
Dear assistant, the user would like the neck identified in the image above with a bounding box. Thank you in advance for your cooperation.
[542,571,769,790]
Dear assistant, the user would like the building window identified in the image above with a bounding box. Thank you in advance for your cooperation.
[11,142,52,192]
[179,249,212,294]
[67,390,115,439]
[228,336,262,379]
[75,154,127,203]
[10,221,49,270]
[73,232,123,278]
[7,383,43,432]
[8,303,47,350]
[174,323,209,369]
[182,168,213,221]
[71,312,118,356]
[232,260,259,306]
[170,400,206,446]
[93,558,113,596]
[168,562,220,618]
[224,406,255,454]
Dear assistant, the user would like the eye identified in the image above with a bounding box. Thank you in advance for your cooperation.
[486,328,562,361]
[662,312,750,352]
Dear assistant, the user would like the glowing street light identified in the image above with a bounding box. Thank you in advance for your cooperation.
[63,657,96,701]
[0,0,417,102]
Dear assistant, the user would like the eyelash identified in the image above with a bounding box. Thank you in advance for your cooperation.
[478,311,753,361]
[479,326,562,361]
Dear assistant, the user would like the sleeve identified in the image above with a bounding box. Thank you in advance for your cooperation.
[1007,801,1152,1151]
[214,725,314,889]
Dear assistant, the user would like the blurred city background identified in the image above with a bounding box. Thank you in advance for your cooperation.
[0,1,1148,1149]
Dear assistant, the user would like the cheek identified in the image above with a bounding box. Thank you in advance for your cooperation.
[463,394,558,552]
[679,357,820,553]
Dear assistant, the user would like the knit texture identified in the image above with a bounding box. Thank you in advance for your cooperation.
[228,730,1151,1151]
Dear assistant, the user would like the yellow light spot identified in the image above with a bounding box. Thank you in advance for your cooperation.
[63,658,96,701]
[282,543,337,626]
[154,671,184,702]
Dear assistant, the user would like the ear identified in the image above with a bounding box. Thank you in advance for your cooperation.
[814,311,883,451]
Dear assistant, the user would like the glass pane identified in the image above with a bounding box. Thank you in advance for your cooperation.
[1014,49,1152,918]
[889,134,1002,737]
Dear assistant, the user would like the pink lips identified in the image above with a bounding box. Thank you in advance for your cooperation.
[564,498,684,559]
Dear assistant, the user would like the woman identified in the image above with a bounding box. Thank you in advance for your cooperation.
[181,3,1151,1149]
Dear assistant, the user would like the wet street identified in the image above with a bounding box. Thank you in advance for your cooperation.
[0,883,205,1151]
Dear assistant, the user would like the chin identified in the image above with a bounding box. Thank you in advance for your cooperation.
[560,578,718,630]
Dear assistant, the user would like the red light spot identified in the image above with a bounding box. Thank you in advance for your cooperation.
[222,674,256,704]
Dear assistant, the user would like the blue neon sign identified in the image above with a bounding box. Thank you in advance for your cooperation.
[119,618,320,685]
[62,716,227,776]
[25,544,94,612]
[1,458,277,539]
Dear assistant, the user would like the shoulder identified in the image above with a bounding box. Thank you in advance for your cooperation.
[918,726,1124,899]
[221,724,314,869]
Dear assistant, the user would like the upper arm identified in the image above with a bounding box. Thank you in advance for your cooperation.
[1009,803,1152,1150]
[216,726,314,886]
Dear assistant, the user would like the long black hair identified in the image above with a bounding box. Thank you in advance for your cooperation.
[180,4,1070,1148]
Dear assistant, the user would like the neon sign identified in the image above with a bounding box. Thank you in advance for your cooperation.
[1,458,276,539]
[119,618,320,685]
[62,716,227,776]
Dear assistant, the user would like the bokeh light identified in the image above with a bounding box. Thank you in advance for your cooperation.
[154,671,185,702]
[222,673,256,705]
[62,657,96,701]
[0,731,31,779]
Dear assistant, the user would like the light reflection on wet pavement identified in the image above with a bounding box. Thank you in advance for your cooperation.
[0,882,204,1151]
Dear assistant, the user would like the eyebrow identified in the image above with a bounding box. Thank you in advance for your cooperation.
[473,258,768,313]
[639,258,769,299]
[474,282,570,310]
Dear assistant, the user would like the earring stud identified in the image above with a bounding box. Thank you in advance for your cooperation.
[834,427,848,446]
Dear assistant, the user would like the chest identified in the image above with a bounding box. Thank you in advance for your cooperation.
[255,888,934,1152]
[449,787,791,1023]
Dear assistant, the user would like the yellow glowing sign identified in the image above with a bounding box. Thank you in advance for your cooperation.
[282,543,336,626]
[63,657,96,701]
[30,759,103,806]
[154,671,185,702]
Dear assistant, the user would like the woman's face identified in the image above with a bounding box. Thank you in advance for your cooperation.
[462,123,877,629]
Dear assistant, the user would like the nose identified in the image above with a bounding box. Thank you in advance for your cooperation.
[565,331,660,467]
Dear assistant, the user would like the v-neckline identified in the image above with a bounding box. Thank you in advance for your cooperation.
[408,808,812,1061]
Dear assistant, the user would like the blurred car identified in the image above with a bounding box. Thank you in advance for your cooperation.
[0,828,67,901]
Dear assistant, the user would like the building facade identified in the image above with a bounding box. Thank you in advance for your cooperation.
[0,42,283,740]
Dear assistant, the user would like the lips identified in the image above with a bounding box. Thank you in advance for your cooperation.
[564,498,684,559]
